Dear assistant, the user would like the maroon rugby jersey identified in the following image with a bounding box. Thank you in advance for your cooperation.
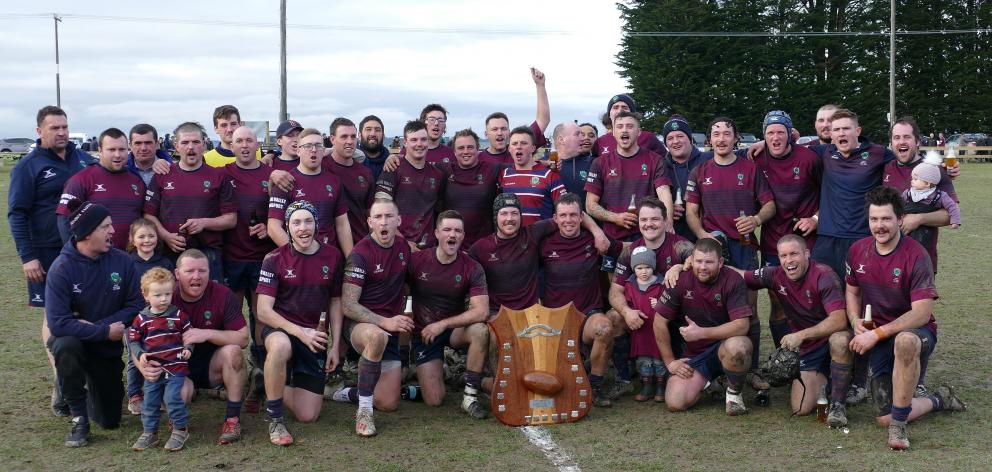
[655,266,752,357]
[845,236,937,334]
[256,243,344,329]
[744,262,845,354]
[128,306,192,375]
[144,163,237,250]
[594,131,666,158]
[540,230,622,313]
[624,277,665,358]
[468,220,557,312]
[343,236,411,322]
[685,156,773,239]
[401,143,456,165]
[267,168,348,248]
[57,164,144,249]
[223,163,276,262]
[437,160,503,247]
[613,233,690,285]
[172,281,246,332]
[376,158,445,247]
[325,158,374,243]
[477,121,549,166]
[407,250,487,332]
[584,149,671,240]
[271,156,300,173]
[751,145,822,254]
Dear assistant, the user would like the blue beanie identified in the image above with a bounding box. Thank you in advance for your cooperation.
[662,115,692,141]
[763,110,793,138]
[607,94,636,114]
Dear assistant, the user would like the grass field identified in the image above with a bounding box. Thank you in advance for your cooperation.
[0,161,989,471]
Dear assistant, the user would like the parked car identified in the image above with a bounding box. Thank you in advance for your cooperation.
[0,137,34,154]
[738,133,758,149]
[796,136,819,145]
[692,132,707,151]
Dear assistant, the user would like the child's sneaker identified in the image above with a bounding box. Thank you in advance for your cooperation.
[127,394,143,416]
[132,432,159,451]
[163,429,189,452]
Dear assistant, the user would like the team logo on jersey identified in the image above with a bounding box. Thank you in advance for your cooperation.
[322,265,330,279]
[476,174,484,183]
[203,180,211,192]
[167,319,175,329]
[601,146,609,154]
[230,180,237,188]
[805,289,812,303]
[883,174,890,183]
[856,264,866,274]
[579,170,588,179]
[374,264,384,274]
[429,177,436,188]
[72,283,83,294]
[295,189,306,197]
[399,252,404,261]
[31,293,43,303]
[715,293,722,306]
[442,158,450,163]
[548,251,559,259]
[418,271,430,281]
[94,184,107,192]
[454,274,462,284]
[531,177,540,185]
[665,256,672,265]
[608,168,618,177]
[204,310,212,320]
[684,290,694,300]
[403,176,412,184]
[357,176,366,186]
[892,267,901,283]
[110,272,121,290]
[793,167,801,180]
[131,184,140,195]
[42,169,57,179]
[702,177,713,186]
[641,164,648,176]
[778,285,788,295]
[284,269,296,279]
[326,184,334,194]
[860,152,869,166]
[262,181,269,189]
[737,173,745,186]
[165,181,175,190]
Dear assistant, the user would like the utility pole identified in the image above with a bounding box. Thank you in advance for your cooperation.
[279,0,287,122]
[54,14,62,107]
[889,0,896,124]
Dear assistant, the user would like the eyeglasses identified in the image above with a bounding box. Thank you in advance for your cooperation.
[425,117,446,125]
[299,143,325,151]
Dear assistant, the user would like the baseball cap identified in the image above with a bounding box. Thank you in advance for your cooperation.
[276,120,303,138]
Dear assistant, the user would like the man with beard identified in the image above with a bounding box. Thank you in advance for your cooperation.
[46,203,143,446]
[750,111,822,350]
[203,105,264,167]
[57,128,145,251]
[377,120,446,250]
[359,115,390,181]
[554,122,593,205]
[8,106,96,416]
[438,129,503,248]
[256,201,344,445]
[845,187,965,450]
[478,68,550,166]
[270,120,305,172]
[653,238,754,415]
[405,211,490,418]
[125,123,173,186]
[498,127,565,227]
[267,128,353,255]
[659,116,710,242]
[585,111,674,243]
[810,104,839,146]
[541,193,624,407]
[143,122,237,281]
[592,94,665,158]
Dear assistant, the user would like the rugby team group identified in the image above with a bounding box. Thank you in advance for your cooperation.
[7,68,967,453]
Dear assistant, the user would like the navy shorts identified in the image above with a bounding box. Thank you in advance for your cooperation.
[798,343,830,375]
[344,321,402,362]
[223,259,262,293]
[262,326,326,395]
[868,326,936,380]
[761,252,780,268]
[411,329,454,366]
[811,235,859,280]
[188,342,220,389]
[726,238,758,271]
[27,246,62,308]
[688,341,725,381]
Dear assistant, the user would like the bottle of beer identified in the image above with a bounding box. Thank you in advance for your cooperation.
[862,304,876,330]
[739,210,752,246]
[816,385,828,423]
[627,195,638,215]
[675,189,684,206]
[548,150,559,172]
[791,217,805,236]
[316,311,327,333]
[400,385,422,401]
[177,226,189,245]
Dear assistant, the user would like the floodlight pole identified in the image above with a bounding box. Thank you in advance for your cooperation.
[54,14,62,107]
[279,0,288,122]
[889,0,896,124]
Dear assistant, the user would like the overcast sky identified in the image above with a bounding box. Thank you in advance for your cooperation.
[0,1,628,142]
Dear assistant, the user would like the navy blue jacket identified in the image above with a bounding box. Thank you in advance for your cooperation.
[45,241,144,357]
[126,149,174,182]
[360,143,390,183]
[7,140,95,262]
[664,147,711,241]
[559,153,594,209]
[130,251,175,278]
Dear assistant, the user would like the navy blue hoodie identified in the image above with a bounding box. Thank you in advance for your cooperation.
[359,143,390,182]
[45,241,144,357]
[7,140,95,262]
[126,148,174,186]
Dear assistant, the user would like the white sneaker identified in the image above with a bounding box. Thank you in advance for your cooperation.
[726,390,748,416]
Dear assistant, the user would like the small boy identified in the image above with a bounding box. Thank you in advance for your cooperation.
[623,246,667,403]
[902,163,961,250]
[128,267,193,452]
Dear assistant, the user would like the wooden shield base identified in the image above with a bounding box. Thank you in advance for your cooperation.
[488,303,591,426]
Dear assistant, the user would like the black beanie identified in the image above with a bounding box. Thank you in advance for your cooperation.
[492,193,522,225]
[607,94,636,114]
[69,201,111,240]
[662,116,693,141]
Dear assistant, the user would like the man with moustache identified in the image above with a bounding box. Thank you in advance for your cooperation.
[377,120,446,250]
[659,116,710,242]
[437,129,503,248]
[478,68,551,166]
[125,123,173,186]
[498,127,565,227]
[358,115,390,181]
[592,94,665,158]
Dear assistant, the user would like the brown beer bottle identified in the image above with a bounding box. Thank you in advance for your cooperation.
[739,211,752,246]
[627,195,638,215]
[317,311,327,333]
[862,304,876,330]
[548,150,559,172]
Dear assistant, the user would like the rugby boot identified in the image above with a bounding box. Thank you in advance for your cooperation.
[268,418,294,446]
[845,384,869,405]
[887,422,910,450]
[356,408,377,437]
[726,390,748,416]
[218,417,242,445]
[827,402,848,428]
[64,416,89,447]
[935,384,967,412]
[461,395,488,420]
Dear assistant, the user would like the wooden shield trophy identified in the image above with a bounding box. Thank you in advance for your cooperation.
[488,303,591,426]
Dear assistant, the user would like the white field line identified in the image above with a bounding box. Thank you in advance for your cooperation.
[519,426,581,472]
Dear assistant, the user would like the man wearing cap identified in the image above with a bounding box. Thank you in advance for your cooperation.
[126,123,173,186]
[477,68,551,166]
[659,115,710,242]
[270,119,304,172]
[750,111,823,349]
[593,93,665,158]
[257,200,345,445]
[46,202,144,446]
[358,115,390,182]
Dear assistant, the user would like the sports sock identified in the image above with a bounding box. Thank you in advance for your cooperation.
[891,404,912,423]
[927,394,943,412]
[589,374,604,393]
[357,357,382,398]
[851,354,868,388]
[265,399,283,420]
[225,400,242,419]
[465,370,481,390]
[748,318,761,370]
[332,387,358,403]
[829,361,853,404]
[726,369,746,395]
[769,319,789,349]
[358,395,373,410]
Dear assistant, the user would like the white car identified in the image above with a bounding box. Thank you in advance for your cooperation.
[0,137,34,154]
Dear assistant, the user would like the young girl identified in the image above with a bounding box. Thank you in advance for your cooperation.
[623,246,667,402]
[125,218,176,416]
[901,163,962,250]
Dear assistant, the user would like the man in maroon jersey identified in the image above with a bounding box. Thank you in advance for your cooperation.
[135,249,249,444]
[256,201,344,445]
[401,104,455,164]
[439,129,503,248]
[750,111,823,350]
[57,127,144,250]
[405,210,490,418]
[586,111,674,242]
[845,187,965,450]
[338,199,413,437]
[267,128,353,255]
[143,122,237,282]
[592,94,666,158]
[478,67,550,166]
[270,120,304,172]
[541,193,623,407]
[653,238,754,415]
[376,120,445,251]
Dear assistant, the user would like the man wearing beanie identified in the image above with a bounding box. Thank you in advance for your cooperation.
[750,110,822,350]
[45,202,144,446]
[592,93,666,158]
[660,114,711,241]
